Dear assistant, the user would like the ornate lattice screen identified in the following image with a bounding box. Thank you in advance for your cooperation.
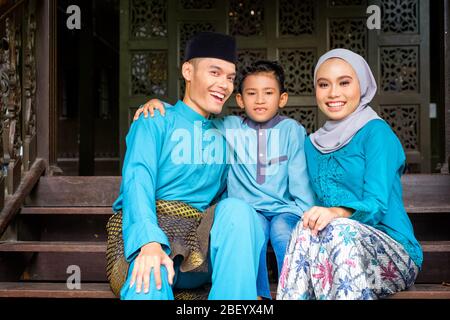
[120,0,430,172]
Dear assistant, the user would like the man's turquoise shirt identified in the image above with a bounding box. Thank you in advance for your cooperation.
[112,101,228,262]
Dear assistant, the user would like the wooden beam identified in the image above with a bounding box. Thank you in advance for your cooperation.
[444,0,450,172]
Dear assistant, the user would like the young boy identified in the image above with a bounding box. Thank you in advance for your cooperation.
[136,60,315,299]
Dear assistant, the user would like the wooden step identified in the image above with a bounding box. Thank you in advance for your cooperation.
[0,282,115,298]
[0,282,448,299]
[386,284,450,299]
[20,207,112,215]
[0,241,106,252]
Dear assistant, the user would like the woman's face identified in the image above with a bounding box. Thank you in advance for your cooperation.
[315,58,361,121]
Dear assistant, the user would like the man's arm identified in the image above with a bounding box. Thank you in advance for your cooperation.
[121,116,174,293]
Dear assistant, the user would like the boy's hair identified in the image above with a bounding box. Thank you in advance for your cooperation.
[237,60,286,94]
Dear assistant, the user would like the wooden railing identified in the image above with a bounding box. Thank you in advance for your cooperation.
[0,0,38,213]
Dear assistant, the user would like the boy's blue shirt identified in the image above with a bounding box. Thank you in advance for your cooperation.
[213,114,315,217]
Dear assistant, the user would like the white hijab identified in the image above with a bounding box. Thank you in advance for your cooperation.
[309,49,381,153]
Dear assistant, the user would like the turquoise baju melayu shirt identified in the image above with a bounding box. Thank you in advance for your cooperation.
[112,100,228,261]
[304,119,423,268]
[213,114,315,217]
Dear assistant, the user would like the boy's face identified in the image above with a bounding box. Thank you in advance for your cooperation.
[315,58,361,121]
[182,58,236,117]
[236,72,288,123]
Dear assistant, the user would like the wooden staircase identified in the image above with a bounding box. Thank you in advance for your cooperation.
[0,175,449,299]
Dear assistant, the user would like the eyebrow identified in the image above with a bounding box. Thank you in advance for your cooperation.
[316,75,353,82]
[244,87,276,91]
[209,65,236,76]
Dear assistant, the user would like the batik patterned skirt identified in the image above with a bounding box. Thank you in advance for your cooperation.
[277,218,419,300]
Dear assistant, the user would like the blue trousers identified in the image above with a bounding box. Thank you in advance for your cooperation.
[256,212,300,299]
[120,198,265,300]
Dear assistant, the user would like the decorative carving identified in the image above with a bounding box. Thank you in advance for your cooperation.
[382,0,418,34]
[131,51,168,96]
[279,48,316,96]
[235,49,266,92]
[381,46,418,92]
[280,107,317,134]
[181,0,215,10]
[2,16,23,193]
[229,0,264,37]
[329,18,367,59]
[23,2,37,171]
[279,0,314,36]
[380,105,419,151]
[131,0,167,38]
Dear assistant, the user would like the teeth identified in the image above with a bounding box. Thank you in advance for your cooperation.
[211,92,224,99]
[328,102,345,107]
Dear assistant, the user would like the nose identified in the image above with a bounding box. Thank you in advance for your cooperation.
[328,84,340,98]
[217,76,230,93]
[256,92,265,104]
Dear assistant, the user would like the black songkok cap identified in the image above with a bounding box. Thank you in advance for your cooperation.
[184,32,237,64]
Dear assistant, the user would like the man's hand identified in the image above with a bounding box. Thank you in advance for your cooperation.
[302,206,351,236]
[129,242,175,294]
[133,99,166,120]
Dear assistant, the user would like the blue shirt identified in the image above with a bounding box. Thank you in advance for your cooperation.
[112,100,228,261]
[213,115,315,217]
[305,119,423,268]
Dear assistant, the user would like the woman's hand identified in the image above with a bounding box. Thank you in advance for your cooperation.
[302,206,352,236]
[129,242,175,294]
[133,99,166,120]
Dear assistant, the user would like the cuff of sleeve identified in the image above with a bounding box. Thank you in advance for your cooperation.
[338,202,367,222]
[123,220,171,262]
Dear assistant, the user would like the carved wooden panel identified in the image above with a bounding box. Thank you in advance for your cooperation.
[380,105,419,151]
[382,0,418,34]
[131,51,168,96]
[229,0,264,37]
[279,48,316,96]
[380,46,419,93]
[329,18,367,59]
[279,0,314,36]
[130,0,167,38]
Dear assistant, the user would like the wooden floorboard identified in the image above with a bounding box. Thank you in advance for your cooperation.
[20,207,113,215]
[0,282,115,298]
[0,241,106,252]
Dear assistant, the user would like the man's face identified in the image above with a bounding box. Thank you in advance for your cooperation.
[183,58,236,117]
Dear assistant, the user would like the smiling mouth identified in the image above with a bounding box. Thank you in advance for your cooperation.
[326,101,346,111]
[210,91,225,103]
[254,107,267,114]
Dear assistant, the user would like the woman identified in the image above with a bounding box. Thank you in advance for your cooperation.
[277,49,422,300]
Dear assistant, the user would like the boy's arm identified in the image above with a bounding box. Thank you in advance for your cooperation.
[121,117,170,262]
[288,124,316,215]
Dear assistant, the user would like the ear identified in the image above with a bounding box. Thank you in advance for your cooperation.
[235,93,245,109]
[278,92,289,109]
[181,61,193,81]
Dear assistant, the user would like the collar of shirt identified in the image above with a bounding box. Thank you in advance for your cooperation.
[175,100,213,129]
[242,113,287,130]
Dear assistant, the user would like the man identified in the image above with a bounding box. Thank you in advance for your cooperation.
[112,32,264,300]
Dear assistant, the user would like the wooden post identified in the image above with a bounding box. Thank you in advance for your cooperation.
[444,0,450,173]
[78,1,95,176]
[35,0,60,175]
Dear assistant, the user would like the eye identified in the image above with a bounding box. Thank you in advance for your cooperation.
[210,70,219,76]
[318,82,328,88]
[265,91,274,95]
[340,80,350,86]
[246,91,256,96]
[227,76,235,82]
